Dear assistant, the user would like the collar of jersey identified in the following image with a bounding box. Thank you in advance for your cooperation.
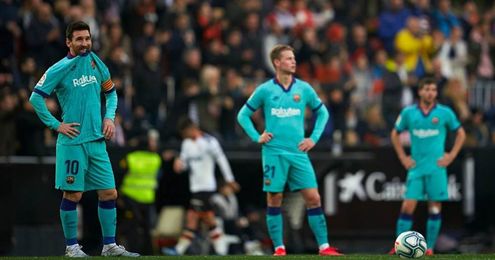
[273,77,296,93]
[66,51,91,59]
[415,102,437,117]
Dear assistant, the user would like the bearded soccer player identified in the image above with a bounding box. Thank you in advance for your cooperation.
[237,44,341,256]
[390,78,465,255]
[29,21,138,257]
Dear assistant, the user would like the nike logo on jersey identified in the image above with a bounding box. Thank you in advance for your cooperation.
[73,75,97,87]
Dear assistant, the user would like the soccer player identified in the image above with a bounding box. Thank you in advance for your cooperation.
[237,44,342,256]
[390,78,466,255]
[29,21,138,257]
[164,117,240,256]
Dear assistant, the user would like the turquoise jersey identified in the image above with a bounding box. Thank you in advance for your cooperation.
[30,52,115,145]
[238,78,329,154]
[395,103,461,178]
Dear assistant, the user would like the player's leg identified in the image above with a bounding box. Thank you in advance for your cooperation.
[396,199,418,235]
[201,210,228,255]
[262,153,288,255]
[389,175,422,254]
[425,171,448,254]
[86,140,138,256]
[426,201,442,255]
[288,154,341,256]
[396,175,425,237]
[173,209,200,255]
[61,191,88,257]
[387,199,418,255]
[267,192,285,255]
[55,143,88,257]
[96,189,118,246]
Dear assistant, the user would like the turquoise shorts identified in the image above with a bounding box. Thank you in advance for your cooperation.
[403,170,448,201]
[55,139,115,192]
[262,153,317,192]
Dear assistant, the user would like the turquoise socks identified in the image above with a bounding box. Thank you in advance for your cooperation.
[266,207,283,248]
[60,198,78,246]
[426,214,441,249]
[98,200,117,244]
[307,207,329,247]
[396,213,413,236]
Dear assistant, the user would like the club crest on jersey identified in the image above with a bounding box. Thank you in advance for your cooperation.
[91,59,96,69]
[432,117,439,124]
[66,176,75,184]
[293,94,301,102]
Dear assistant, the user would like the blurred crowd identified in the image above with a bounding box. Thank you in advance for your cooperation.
[2,0,495,156]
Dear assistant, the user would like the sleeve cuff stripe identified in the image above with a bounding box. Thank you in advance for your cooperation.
[33,88,49,98]
[312,103,323,112]
[246,103,256,112]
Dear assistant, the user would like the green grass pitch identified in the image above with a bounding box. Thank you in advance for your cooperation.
[1,255,495,260]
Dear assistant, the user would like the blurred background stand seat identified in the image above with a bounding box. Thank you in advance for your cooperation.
[151,206,185,254]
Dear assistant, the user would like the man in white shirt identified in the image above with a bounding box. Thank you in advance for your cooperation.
[165,117,239,256]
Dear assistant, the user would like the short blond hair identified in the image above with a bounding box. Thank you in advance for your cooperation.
[270,44,294,68]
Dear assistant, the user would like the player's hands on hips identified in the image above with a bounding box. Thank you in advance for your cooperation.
[437,152,453,167]
[173,158,185,173]
[103,118,115,140]
[298,138,315,152]
[258,131,273,144]
[57,122,80,138]
[399,155,416,169]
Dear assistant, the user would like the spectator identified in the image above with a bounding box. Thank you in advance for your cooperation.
[411,0,433,35]
[242,12,264,74]
[436,27,468,88]
[442,78,471,123]
[132,45,166,126]
[0,0,21,60]
[378,0,411,54]
[459,1,480,42]
[25,2,65,70]
[432,0,460,38]
[197,65,222,137]
[15,89,46,156]
[100,22,132,62]
[464,108,489,147]
[469,18,495,80]
[220,69,244,142]
[265,0,295,32]
[175,47,201,96]
[394,16,434,78]
[357,103,389,147]
[0,90,17,156]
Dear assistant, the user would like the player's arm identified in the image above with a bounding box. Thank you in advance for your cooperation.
[173,142,188,173]
[438,109,466,167]
[29,91,61,130]
[29,67,80,138]
[210,138,240,191]
[309,103,329,143]
[237,87,272,144]
[391,111,415,169]
[451,127,466,157]
[93,52,118,140]
[299,86,330,152]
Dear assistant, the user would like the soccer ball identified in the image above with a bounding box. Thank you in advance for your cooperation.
[394,231,427,258]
